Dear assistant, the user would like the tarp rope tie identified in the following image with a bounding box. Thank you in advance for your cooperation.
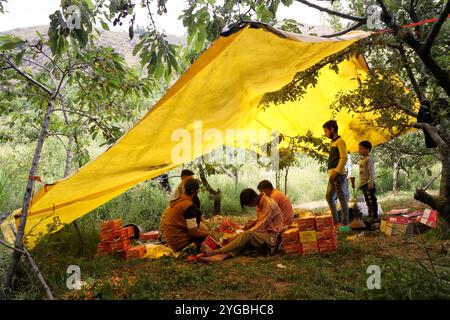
[373,14,450,35]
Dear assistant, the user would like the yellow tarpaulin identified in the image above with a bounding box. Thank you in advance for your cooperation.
[1,23,408,248]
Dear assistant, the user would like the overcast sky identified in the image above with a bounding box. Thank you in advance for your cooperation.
[0,0,333,34]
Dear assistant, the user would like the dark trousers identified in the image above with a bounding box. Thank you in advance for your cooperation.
[361,184,378,219]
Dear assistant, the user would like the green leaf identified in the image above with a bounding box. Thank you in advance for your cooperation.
[81,0,95,10]
[255,4,274,23]
[132,39,145,56]
[14,49,26,66]
[0,35,25,52]
[36,31,44,42]
[100,20,110,31]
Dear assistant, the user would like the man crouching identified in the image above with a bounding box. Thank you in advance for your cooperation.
[162,179,210,251]
[205,188,283,257]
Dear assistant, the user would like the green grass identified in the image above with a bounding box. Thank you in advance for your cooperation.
[1,192,447,300]
[17,229,448,300]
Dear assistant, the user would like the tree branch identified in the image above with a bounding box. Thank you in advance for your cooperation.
[1,54,53,96]
[322,20,366,38]
[53,108,112,138]
[422,0,450,54]
[376,0,450,96]
[396,44,425,101]
[413,122,449,153]
[0,211,11,226]
[0,238,25,254]
[295,0,366,22]
[22,58,51,73]
[32,44,64,74]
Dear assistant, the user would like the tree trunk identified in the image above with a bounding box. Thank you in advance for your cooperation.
[197,162,221,215]
[284,166,290,194]
[64,134,73,178]
[404,172,409,190]
[3,99,55,290]
[415,153,450,224]
[275,171,281,190]
[234,169,238,190]
[392,161,400,192]
[439,152,450,199]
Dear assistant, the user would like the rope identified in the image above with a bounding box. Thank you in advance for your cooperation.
[373,14,450,34]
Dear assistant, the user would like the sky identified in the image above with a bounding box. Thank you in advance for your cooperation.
[0,0,333,34]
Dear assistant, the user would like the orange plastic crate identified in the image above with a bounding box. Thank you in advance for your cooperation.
[296,217,316,231]
[140,231,160,241]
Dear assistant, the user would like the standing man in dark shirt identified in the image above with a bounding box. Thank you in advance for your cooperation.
[323,120,351,232]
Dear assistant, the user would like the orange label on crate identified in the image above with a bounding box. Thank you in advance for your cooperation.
[299,230,317,243]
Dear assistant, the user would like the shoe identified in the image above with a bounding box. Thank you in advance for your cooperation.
[339,225,353,233]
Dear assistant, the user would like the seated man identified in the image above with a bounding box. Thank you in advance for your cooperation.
[160,169,203,242]
[174,169,194,197]
[206,188,283,257]
[161,179,210,252]
[257,180,294,228]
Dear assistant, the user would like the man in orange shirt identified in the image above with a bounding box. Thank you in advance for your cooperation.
[205,188,283,256]
[257,180,294,228]
[161,179,210,251]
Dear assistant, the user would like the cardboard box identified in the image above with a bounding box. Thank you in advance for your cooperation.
[201,235,221,252]
[299,230,317,243]
[316,229,336,241]
[113,228,129,240]
[296,217,316,231]
[100,219,123,231]
[283,243,303,255]
[125,226,135,238]
[315,215,334,230]
[419,209,437,228]
[318,239,337,253]
[388,216,410,225]
[125,245,147,259]
[403,211,423,219]
[301,242,319,254]
[382,221,414,236]
[281,228,300,244]
[140,231,160,241]
[386,209,409,215]
[380,220,388,233]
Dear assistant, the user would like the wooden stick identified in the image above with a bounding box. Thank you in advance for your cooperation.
[8,224,55,300]
[0,238,25,254]
[0,211,11,226]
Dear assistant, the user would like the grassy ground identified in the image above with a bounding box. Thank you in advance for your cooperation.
[3,192,448,300]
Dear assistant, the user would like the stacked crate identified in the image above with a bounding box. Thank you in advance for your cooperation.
[315,215,337,253]
[96,219,134,256]
[297,216,319,255]
[140,230,160,241]
[281,228,302,254]
[282,215,337,256]
[125,245,147,259]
